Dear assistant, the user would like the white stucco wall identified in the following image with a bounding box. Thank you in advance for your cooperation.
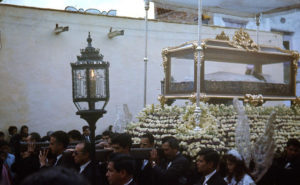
[0,5,284,136]
[267,10,300,59]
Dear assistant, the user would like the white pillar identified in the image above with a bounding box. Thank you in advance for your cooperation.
[196,0,202,108]
[194,0,203,131]
[144,0,149,107]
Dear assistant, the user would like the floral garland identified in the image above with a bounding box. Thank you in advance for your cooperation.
[126,103,300,158]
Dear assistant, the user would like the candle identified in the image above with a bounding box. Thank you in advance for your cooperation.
[77,72,82,97]
[90,69,96,98]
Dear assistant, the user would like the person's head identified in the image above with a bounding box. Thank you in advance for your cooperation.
[21,166,89,185]
[111,133,132,154]
[20,125,29,135]
[196,148,220,175]
[106,153,135,185]
[0,132,5,141]
[286,138,300,160]
[50,131,69,155]
[161,136,179,160]
[102,131,112,142]
[226,149,249,182]
[47,131,54,137]
[140,132,154,148]
[27,132,41,143]
[68,130,83,143]
[82,126,90,137]
[0,140,10,158]
[95,135,102,141]
[8,126,17,136]
[41,136,50,142]
[72,142,91,165]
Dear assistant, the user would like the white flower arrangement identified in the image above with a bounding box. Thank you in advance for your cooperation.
[126,103,300,158]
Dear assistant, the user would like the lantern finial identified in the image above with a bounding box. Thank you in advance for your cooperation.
[87,32,92,47]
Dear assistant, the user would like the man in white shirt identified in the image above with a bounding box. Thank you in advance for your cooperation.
[195,149,226,185]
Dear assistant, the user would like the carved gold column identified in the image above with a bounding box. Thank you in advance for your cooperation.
[290,52,299,96]
[200,42,206,92]
[193,43,198,93]
[162,48,170,95]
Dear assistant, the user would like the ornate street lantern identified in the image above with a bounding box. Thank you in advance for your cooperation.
[71,32,109,163]
[71,32,109,111]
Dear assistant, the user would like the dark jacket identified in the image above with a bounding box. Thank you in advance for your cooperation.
[12,153,40,185]
[258,155,300,185]
[80,161,102,185]
[194,172,227,185]
[55,152,78,170]
[136,159,154,185]
[152,153,189,185]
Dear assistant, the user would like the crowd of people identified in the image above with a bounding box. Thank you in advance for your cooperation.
[0,125,299,185]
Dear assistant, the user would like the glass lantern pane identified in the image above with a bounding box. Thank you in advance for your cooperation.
[73,69,87,98]
[95,101,106,110]
[89,69,106,98]
[75,102,89,110]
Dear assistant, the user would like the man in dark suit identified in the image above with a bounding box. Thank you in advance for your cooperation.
[12,132,41,185]
[39,131,77,170]
[100,133,133,185]
[150,136,189,185]
[258,138,300,185]
[194,149,226,185]
[106,153,136,185]
[136,133,155,185]
[73,141,101,185]
[82,126,91,143]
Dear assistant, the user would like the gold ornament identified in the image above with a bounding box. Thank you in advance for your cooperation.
[292,97,300,106]
[216,31,229,41]
[244,94,264,106]
[229,28,259,52]
[189,93,209,103]
[158,95,167,109]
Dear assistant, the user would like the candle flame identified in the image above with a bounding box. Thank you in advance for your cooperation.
[91,70,95,78]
